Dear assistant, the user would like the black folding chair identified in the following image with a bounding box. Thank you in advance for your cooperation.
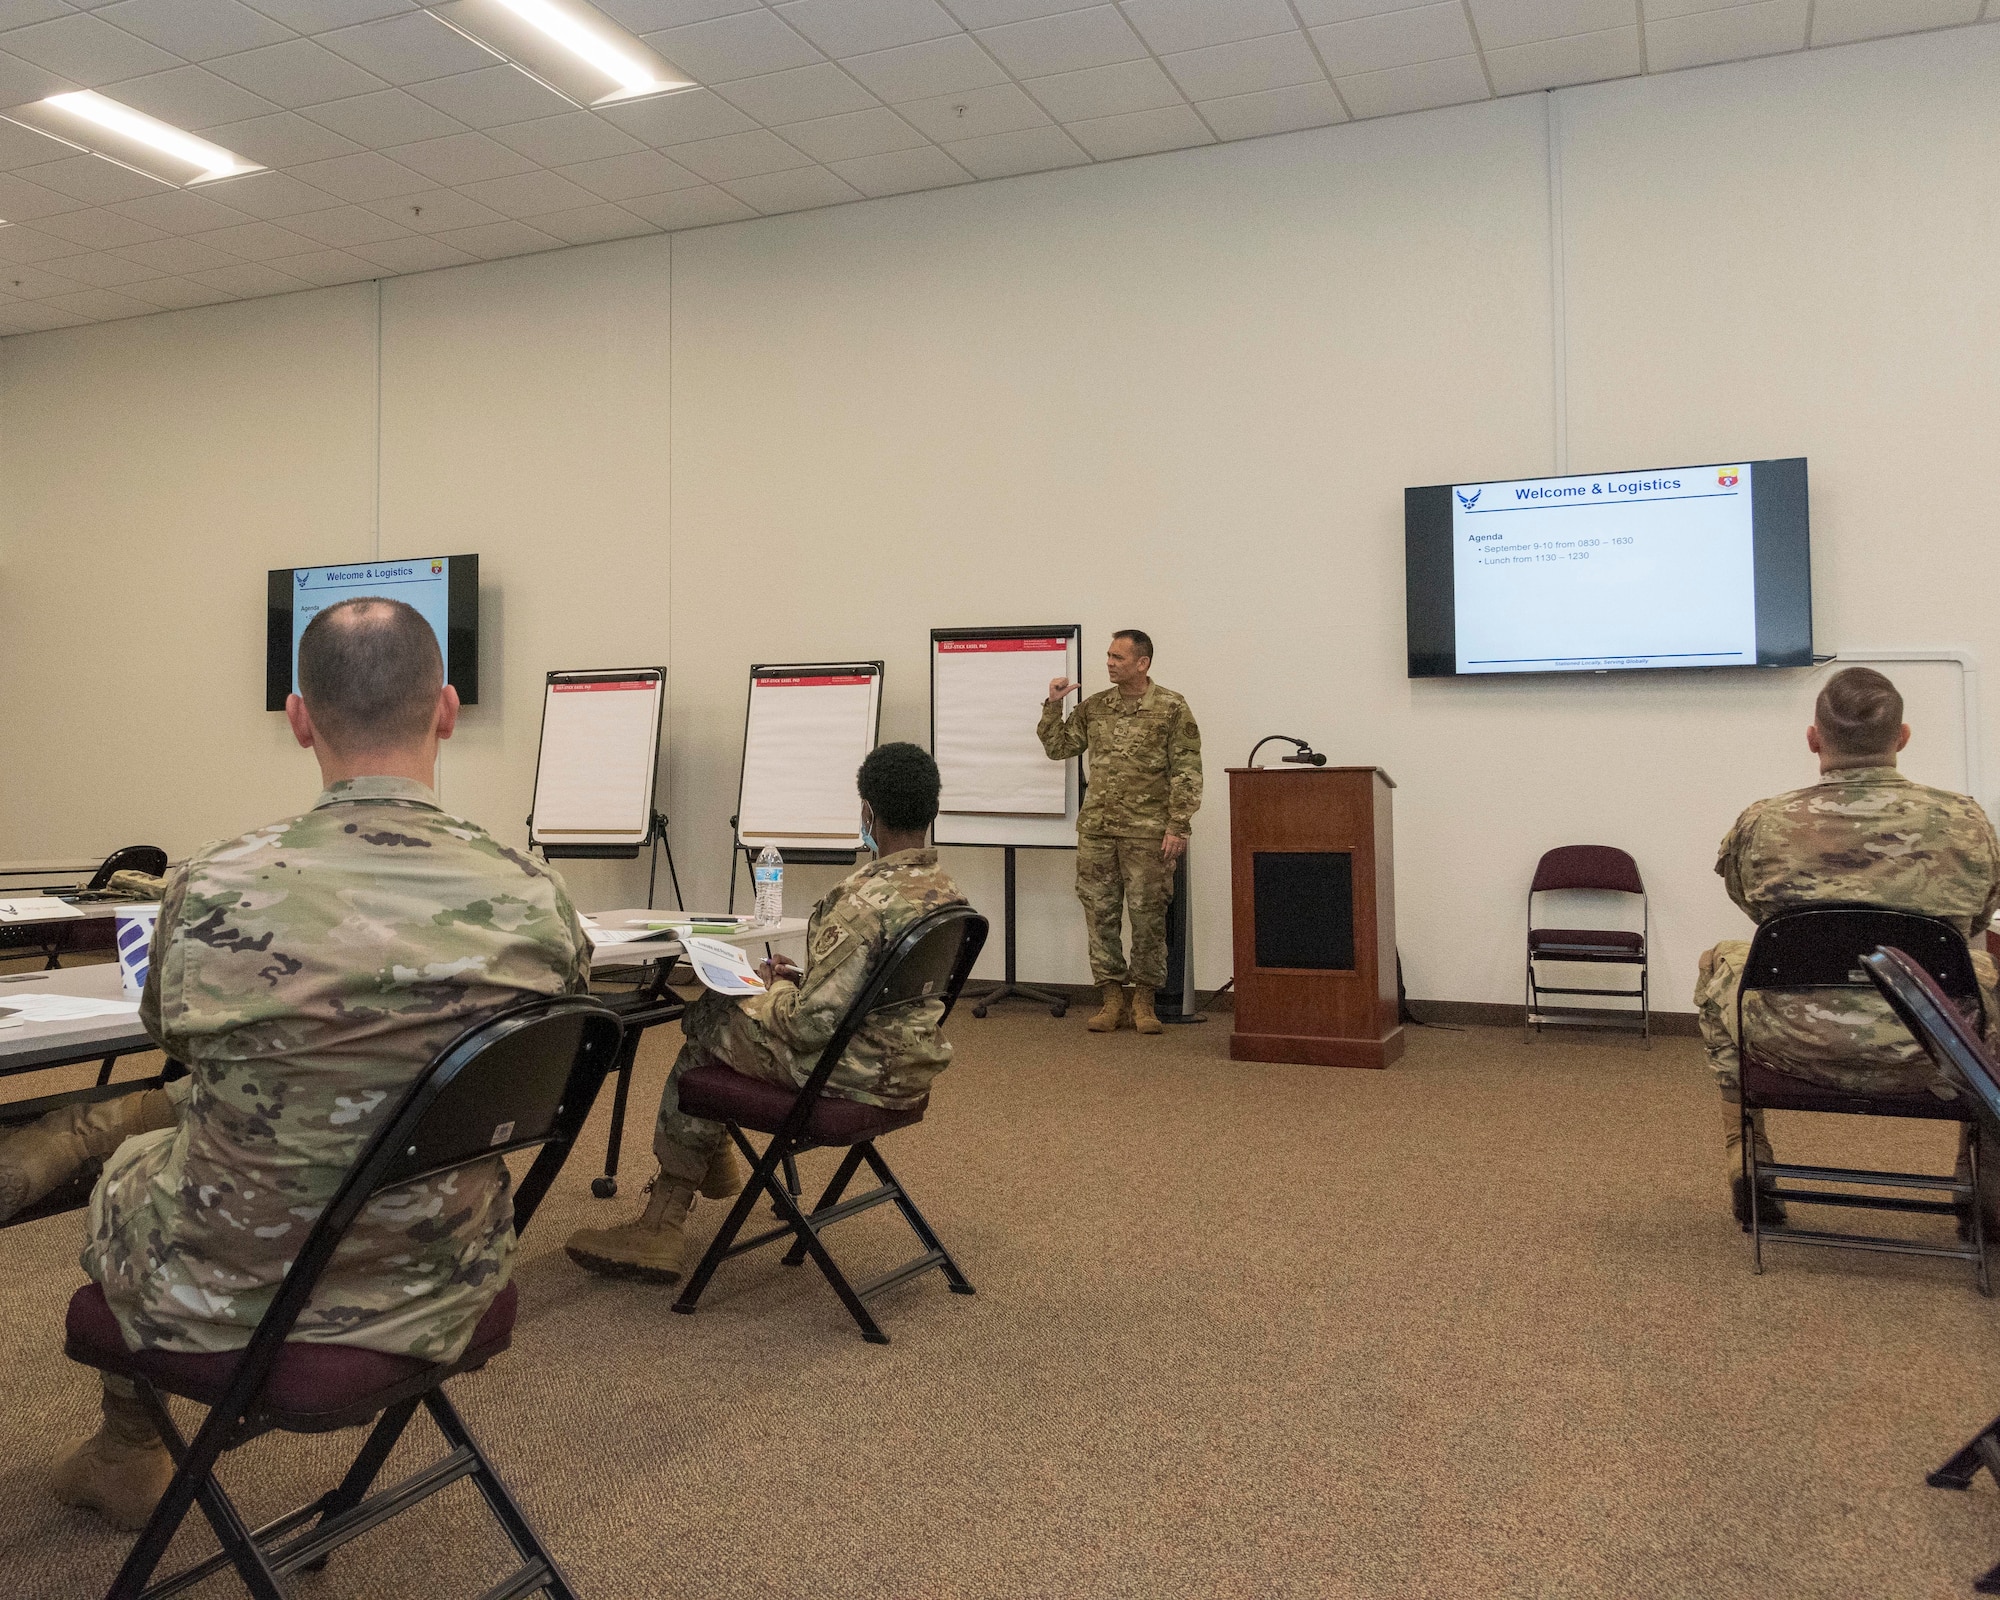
[1738,904,1987,1292]
[671,904,988,1345]
[86,847,169,891]
[1524,844,1649,1045]
[65,993,623,1600]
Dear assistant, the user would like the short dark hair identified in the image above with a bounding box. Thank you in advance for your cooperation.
[857,742,940,833]
[1114,629,1153,662]
[297,597,444,749]
[1815,666,1904,757]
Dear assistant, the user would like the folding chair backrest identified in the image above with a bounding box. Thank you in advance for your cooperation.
[1530,845,1643,895]
[1863,946,2000,1121]
[88,845,168,890]
[1742,903,1980,1003]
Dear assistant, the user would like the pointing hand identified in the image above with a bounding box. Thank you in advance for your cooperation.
[1046,677,1079,704]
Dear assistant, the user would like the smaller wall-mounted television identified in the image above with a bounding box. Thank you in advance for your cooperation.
[266,554,479,711]
[1405,457,1810,678]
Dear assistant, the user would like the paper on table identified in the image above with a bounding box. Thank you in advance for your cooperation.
[531,675,661,845]
[935,638,1070,815]
[738,672,876,845]
[0,993,142,1021]
[684,936,768,997]
[0,898,85,922]
[586,927,667,946]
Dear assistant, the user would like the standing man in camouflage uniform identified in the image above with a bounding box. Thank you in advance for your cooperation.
[566,742,966,1284]
[1695,667,2000,1226]
[1,598,588,1529]
[1038,630,1203,1036]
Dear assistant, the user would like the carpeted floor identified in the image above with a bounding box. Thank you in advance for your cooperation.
[4,1009,2000,1599]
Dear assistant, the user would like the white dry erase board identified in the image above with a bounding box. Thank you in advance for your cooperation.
[734,663,883,855]
[932,626,1081,848]
[529,669,664,854]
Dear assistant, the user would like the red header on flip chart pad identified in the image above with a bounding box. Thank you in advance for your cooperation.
[552,679,654,692]
[755,674,874,688]
[936,638,1069,653]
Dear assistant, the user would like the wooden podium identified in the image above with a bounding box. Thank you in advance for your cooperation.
[1227,766,1401,1069]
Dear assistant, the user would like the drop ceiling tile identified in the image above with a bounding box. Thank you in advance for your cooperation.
[96,0,292,60]
[262,246,381,284]
[839,34,1005,99]
[114,231,238,270]
[403,64,570,127]
[1484,23,1636,92]
[454,166,599,215]
[359,184,506,228]
[199,168,345,216]
[14,153,167,203]
[1335,50,1487,117]
[825,140,964,193]
[721,161,859,211]
[1020,57,1180,121]
[290,149,430,200]
[1120,0,1298,54]
[1644,0,1807,71]
[0,220,85,259]
[1162,32,1322,101]
[937,119,1084,176]
[0,117,66,170]
[774,0,960,57]
[1810,0,1979,45]
[1467,0,1633,49]
[1642,0,1771,17]
[598,85,757,143]
[0,45,77,104]
[598,0,765,27]
[188,217,321,257]
[41,284,160,318]
[0,13,180,84]
[316,11,496,85]
[1292,0,1438,22]
[644,11,824,81]
[940,0,1097,24]
[618,181,755,225]
[893,80,1047,139]
[0,260,83,296]
[713,60,878,121]
[31,205,166,246]
[0,300,94,330]
[301,87,469,146]
[101,64,282,126]
[427,215,563,256]
[977,7,1145,76]
[45,246,165,282]
[556,146,706,198]
[521,199,653,243]
[111,186,254,231]
[385,129,532,183]
[339,232,474,271]
[188,258,312,295]
[206,37,389,106]
[197,109,364,165]
[772,102,926,157]
[118,271,237,306]
[668,125,814,179]
[242,0,412,32]
[1064,99,1209,158]
[281,199,411,242]
[0,170,88,218]
[0,2,73,35]
[1308,3,1475,75]
[485,110,646,165]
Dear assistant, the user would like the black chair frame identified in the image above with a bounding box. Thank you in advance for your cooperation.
[1738,904,1987,1293]
[1524,847,1650,1046]
[671,904,988,1345]
[90,993,623,1600]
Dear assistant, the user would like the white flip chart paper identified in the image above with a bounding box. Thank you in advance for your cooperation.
[737,668,881,851]
[531,673,662,848]
[934,637,1070,815]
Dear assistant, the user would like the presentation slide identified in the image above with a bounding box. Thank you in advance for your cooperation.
[289,557,454,694]
[1449,464,1757,674]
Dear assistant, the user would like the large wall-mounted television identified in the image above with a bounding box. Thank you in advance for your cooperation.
[1405,458,1810,678]
[266,554,479,710]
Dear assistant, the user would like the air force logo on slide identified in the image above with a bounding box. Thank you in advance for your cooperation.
[297,571,310,588]
[1717,468,1739,487]
[1455,488,1481,511]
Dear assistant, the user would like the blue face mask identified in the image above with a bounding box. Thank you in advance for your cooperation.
[860,817,879,855]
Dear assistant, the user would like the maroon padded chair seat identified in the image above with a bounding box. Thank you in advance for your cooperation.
[1741,1059,1970,1121]
[64,1281,517,1432]
[1528,927,1644,958]
[677,1060,925,1146]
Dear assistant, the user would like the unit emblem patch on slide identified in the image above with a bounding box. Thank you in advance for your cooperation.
[1717,468,1739,487]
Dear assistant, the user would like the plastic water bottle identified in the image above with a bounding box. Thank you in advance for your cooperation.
[753,846,784,926]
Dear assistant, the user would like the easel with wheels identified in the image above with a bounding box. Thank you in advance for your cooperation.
[970,845,1066,1017]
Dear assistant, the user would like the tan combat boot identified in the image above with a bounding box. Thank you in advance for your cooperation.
[564,1175,698,1283]
[50,1376,175,1531]
[699,1142,746,1200]
[1086,983,1129,1033]
[1129,985,1163,1035]
[0,1088,176,1224]
[1723,1103,1786,1230]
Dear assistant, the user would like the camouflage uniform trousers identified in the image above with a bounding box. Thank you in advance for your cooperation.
[1694,939,2000,1095]
[1075,832,1173,989]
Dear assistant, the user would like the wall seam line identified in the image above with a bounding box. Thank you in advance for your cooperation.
[1546,88,1568,476]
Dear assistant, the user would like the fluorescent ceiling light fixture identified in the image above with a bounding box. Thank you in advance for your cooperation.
[427,0,695,108]
[4,92,262,187]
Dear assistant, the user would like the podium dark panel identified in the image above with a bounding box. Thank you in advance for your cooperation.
[1252,852,1353,971]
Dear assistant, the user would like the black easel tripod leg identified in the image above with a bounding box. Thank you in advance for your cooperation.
[971,845,1067,1018]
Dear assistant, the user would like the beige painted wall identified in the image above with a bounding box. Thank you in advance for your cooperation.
[4,24,1996,1004]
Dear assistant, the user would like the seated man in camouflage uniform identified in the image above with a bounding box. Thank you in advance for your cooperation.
[566,742,966,1283]
[0,597,588,1529]
[1695,667,2000,1226]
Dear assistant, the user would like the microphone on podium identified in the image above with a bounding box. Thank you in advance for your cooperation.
[1246,735,1327,768]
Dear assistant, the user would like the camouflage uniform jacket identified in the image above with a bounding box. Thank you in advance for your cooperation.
[85,776,589,1361]
[1716,765,2000,1080]
[733,847,965,1109]
[1036,683,1203,839]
